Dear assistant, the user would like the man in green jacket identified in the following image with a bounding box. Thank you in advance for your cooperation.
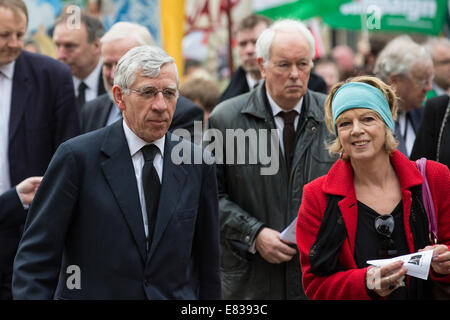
[205,19,336,299]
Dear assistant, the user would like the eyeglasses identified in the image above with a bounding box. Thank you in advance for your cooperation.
[375,214,397,258]
[407,74,434,89]
[128,86,178,101]
[434,59,450,66]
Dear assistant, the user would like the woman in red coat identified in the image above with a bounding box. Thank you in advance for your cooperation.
[296,76,450,300]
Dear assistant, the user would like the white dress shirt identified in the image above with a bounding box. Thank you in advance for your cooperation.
[106,102,122,126]
[246,73,260,90]
[248,91,303,253]
[266,91,303,156]
[0,61,15,194]
[122,120,164,239]
[73,59,102,102]
[397,112,416,157]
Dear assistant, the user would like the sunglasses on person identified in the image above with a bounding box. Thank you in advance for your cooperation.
[375,214,397,258]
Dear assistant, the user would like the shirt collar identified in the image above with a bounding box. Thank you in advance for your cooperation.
[0,61,16,79]
[246,73,260,90]
[122,119,165,158]
[266,89,303,116]
[73,58,102,91]
[432,82,447,96]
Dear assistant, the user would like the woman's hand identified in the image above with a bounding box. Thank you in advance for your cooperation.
[366,261,407,297]
[420,245,450,275]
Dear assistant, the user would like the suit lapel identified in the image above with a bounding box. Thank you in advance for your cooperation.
[147,133,188,261]
[9,53,31,142]
[100,121,147,263]
[97,69,106,96]
[99,97,114,127]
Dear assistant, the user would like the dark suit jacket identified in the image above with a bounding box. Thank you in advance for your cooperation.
[411,95,450,168]
[12,121,221,299]
[9,51,80,185]
[0,188,26,300]
[82,94,203,140]
[0,189,26,232]
[1,51,80,300]
[218,66,327,103]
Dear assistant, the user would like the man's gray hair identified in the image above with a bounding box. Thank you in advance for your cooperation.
[101,21,155,46]
[374,35,431,82]
[425,37,450,60]
[255,19,315,67]
[114,45,179,92]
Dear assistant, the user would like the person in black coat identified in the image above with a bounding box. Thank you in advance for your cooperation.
[411,95,450,168]
[0,0,79,300]
[12,45,221,300]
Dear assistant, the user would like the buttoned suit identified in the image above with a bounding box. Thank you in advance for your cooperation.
[12,120,221,299]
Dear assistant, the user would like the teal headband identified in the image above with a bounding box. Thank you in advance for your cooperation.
[331,82,395,135]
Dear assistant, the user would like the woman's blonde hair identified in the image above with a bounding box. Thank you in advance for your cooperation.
[324,75,399,158]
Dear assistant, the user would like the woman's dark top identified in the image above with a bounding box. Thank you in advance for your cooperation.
[354,201,409,299]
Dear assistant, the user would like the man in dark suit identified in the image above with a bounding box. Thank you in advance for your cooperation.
[82,22,203,141]
[13,45,221,299]
[218,14,326,104]
[0,0,79,300]
[53,10,105,109]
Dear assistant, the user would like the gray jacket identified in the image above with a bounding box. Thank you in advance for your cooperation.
[206,83,336,299]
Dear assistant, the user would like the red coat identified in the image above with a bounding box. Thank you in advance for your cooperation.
[296,150,450,300]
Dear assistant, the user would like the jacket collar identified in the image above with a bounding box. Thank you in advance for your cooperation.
[323,150,424,197]
[241,81,323,123]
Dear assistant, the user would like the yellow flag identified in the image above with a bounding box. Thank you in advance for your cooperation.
[160,0,185,83]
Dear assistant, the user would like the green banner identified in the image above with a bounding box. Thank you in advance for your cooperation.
[322,0,448,35]
[257,0,352,21]
[257,0,448,35]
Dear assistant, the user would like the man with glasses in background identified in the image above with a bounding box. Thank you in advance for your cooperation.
[374,35,434,158]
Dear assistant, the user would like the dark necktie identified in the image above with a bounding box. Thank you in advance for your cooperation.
[395,119,408,156]
[141,144,161,248]
[279,110,297,173]
[77,82,87,109]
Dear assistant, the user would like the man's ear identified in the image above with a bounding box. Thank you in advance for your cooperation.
[92,38,101,55]
[112,85,126,111]
[387,73,399,88]
[257,57,266,79]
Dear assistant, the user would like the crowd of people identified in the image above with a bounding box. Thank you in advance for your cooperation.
[1,0,449,300]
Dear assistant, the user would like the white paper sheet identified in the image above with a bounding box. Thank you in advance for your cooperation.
[280,217,297,243]
[367,249,434,280]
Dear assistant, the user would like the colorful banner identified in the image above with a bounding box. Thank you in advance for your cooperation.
[256,0,448,35]
[160,0,185,81]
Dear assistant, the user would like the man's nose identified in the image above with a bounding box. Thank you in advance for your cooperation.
[7,34,21,49]
[151,92,168,111]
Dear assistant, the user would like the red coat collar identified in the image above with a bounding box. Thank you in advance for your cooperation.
[322,150,424,197]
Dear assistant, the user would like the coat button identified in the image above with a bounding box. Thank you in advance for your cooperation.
[311,126,316,132]
[144,279,150,286]
[244,235,250,243]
